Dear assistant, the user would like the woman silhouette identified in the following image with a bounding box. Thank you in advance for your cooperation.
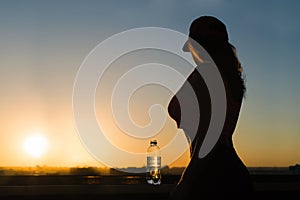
[168,16,253,199]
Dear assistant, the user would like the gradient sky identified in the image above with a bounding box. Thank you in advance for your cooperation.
[0,0,299,168]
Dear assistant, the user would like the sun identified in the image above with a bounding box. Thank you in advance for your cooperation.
[23,134,49,158]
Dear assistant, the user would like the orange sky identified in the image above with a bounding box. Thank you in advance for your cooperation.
[0,1,299,168]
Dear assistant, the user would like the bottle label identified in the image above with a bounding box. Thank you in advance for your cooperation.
[147,156,161,168]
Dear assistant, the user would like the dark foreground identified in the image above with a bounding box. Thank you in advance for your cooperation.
[1,174,300,200]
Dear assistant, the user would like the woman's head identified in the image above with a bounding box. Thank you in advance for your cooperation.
[183,16,228,53]
[184,16,246,100]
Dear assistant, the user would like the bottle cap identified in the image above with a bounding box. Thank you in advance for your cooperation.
[150,140,157,145]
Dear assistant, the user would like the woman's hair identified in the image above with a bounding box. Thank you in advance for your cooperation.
[202,40,246,101]
[187,16,246,101]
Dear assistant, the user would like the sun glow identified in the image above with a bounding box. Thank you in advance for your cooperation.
[23,134,49,158]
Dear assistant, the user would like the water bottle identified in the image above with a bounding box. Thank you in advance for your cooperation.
[146,139,161,185]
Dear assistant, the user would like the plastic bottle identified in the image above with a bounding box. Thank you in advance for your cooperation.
[146,139,161,185]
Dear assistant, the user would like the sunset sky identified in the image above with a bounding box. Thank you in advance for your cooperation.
[0,0,299,168]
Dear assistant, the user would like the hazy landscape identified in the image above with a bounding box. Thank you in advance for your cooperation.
[0,165,299,200]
